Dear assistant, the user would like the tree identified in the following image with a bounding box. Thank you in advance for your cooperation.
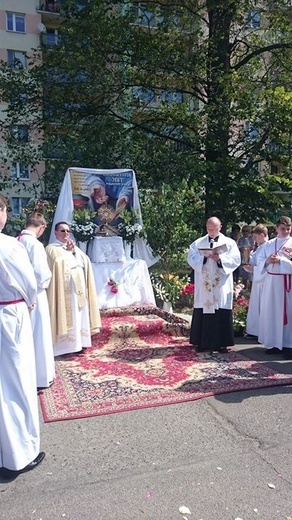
[0,0,291,234]
[119,0,292,225]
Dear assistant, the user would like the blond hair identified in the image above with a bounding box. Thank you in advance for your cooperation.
[26,212,47,228]
[252,224,268,236]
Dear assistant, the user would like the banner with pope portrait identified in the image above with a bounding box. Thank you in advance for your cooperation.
[70,168,134,228]
[49,167,158,267]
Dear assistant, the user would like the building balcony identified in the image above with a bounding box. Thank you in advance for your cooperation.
[37,1,61,14]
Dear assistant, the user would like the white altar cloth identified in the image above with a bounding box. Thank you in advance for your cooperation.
[88,236,126,263]
[92,259,156,309]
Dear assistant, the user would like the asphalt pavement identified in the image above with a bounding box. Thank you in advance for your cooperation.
[1,321,292,520]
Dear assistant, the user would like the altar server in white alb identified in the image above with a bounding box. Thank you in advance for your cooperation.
[46,221,101,356]
[0,194,45,481]
[257,216,292,359]
[245,224,268,338]
[18,212,55,388]
[187,216,241,353]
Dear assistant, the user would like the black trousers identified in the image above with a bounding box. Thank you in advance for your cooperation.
[190,308,234,350]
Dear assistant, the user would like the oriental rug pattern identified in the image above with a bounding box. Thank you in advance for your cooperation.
[39,306,292,422]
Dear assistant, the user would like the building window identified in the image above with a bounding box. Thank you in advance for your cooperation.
[11,197,30,216]
[245,10,261,29]
[42,28,60,46]
[161,90,183,104]
[131,3,157,27]
[10,162,29,180]
[6,13,26,33]
[11,125,29,143]
[133,86,156,104]
[7,50,27,70]
[245,122,259,140]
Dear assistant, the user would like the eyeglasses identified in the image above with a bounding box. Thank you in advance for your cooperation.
[58,229,70,234]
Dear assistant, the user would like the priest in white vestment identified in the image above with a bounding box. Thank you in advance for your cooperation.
[245,224,268,337]
[18,212,55,388]
[187,216,241,352]
[0,194,45,479]
[257,216,292,359]
[46,221,101,356]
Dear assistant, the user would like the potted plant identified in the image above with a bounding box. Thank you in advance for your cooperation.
[150,272,189,313]
[233,283,250,336]
[117,208,146,258]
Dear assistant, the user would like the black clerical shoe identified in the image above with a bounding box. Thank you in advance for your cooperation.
[244,334,258,340]
[217,346,229,353]
[196,346,209,352]
[0,452,45,481]
[265,347,281,355]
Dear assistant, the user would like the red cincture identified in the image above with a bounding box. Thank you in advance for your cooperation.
[0,299,25,305]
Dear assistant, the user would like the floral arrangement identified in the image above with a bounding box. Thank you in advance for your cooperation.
[107,278,119,293]
[117,209,146,244]
[151,272,189,305]
[71,208,97,243]
[233,283,250,331]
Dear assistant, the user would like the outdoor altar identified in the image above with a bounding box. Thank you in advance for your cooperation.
[49,167,158,309]
[87,235,155,309]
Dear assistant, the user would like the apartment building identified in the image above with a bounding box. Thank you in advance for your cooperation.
[0,0,61,214]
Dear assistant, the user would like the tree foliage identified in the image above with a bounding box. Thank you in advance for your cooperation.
[0,0,291,249]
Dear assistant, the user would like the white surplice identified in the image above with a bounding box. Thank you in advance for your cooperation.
[187,233,241,312]
[18,230,55,388]
[245,243,267,336]
[0,233,40,471]
[258,236,292,350]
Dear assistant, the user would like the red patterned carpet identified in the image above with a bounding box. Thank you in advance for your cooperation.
[39,306,292,422]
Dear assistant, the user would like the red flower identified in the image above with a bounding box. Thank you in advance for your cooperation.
[181,283,195,296]
[108,278,119,293]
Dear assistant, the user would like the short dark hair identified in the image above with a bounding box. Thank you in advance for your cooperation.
[276,216,291,227]
[55,221,69,231]
[231,224,240,232]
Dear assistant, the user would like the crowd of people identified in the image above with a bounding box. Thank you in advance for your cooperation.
[0,194,101,481]
[188,215,292,360]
